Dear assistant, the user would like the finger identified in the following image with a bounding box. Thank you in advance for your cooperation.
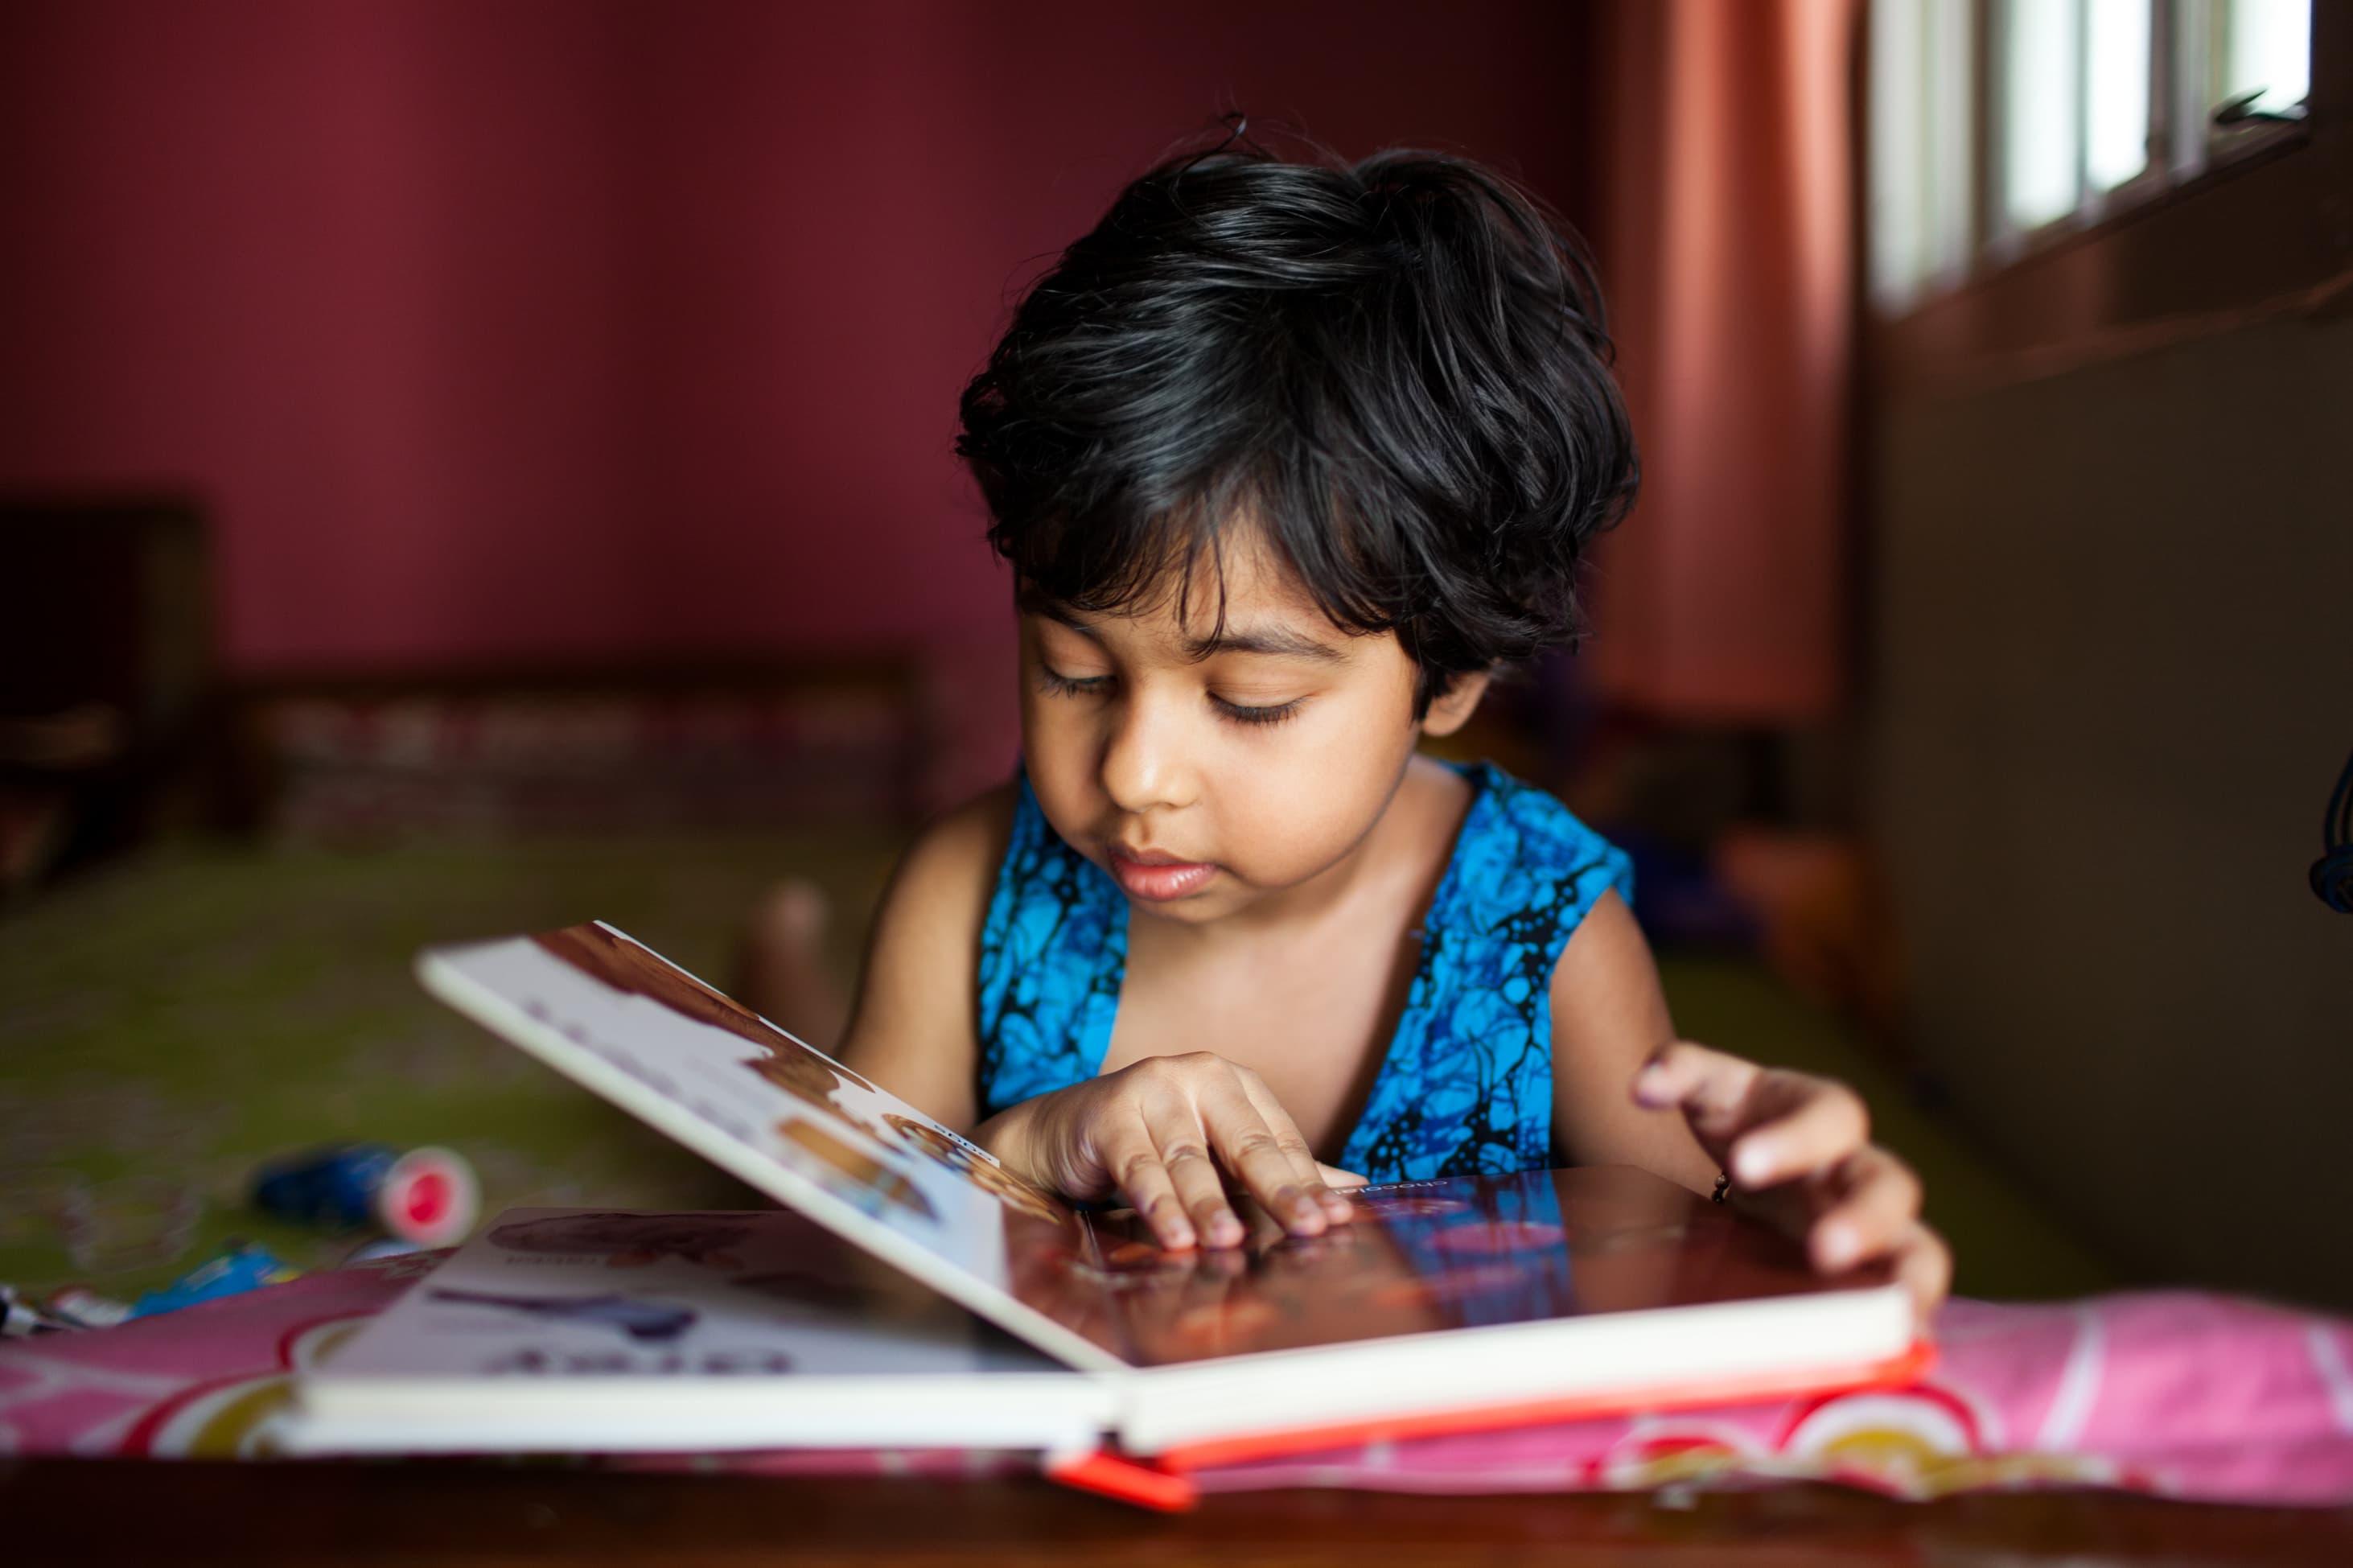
[1232,1199,1293,1251]
[1229,1068,1332,1194]
[1633,1040,1762,1134]
[1892,1222,1952,1329]
[1232,1071,1354,1222]
[1100,1120,1198,1251]
[1725,1076,1869,1190]
[1804,1147,1923,1273]
[1195,1076,1327,1236]
[1314,1163,1370,1189]
[1138,1097,1247,1249]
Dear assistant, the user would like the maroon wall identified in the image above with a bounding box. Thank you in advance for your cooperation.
[0,0,1596,675]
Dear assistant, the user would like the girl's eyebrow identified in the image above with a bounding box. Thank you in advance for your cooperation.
[1017,587,1095,628]
[1022,594,1343,662]
[1183,626,1345,663]
[1026,600,1103,639]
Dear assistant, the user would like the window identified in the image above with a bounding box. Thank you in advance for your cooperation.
[2221,0,2314,117]
[1868,0,1975,309]
[1869,0,2314,314]
[2084,0,2154,193]
[1998,0,2087,233]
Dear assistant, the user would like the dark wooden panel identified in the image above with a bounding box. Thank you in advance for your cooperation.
[3,1460,2349,1567]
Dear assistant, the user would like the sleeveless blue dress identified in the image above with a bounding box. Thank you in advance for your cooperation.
[974,763,1634,1181]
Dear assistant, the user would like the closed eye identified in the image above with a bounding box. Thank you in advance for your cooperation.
[1037,667,1110,698]
[1214,695,1304,728]
[1039,666,1302,728]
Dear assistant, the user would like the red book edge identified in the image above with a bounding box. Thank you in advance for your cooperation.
[1044,1447,1203,1512]
[1046,1336,1937,1509]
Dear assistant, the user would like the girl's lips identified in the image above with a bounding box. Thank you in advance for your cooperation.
[1107,850,1218,902]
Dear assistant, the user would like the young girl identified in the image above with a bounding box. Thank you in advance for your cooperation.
[747,141,1949,1319]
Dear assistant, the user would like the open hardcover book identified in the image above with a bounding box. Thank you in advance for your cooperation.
[292,922,1927,1473]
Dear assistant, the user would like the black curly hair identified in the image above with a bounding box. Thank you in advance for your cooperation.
[956,133,1638,714]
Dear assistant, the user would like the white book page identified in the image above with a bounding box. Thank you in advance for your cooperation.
[418,928,1126,1373]
[294,1207,1112,1455]
[323,1208,1061,1381]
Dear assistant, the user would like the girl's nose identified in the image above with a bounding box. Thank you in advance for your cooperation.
[1098,689,1197,815]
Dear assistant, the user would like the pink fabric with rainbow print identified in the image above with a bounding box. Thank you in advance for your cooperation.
[3,1253,2350,1505]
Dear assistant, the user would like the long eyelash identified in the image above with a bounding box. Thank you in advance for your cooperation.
[1216,698,1304,728]
[1039,667,1298,727]
[1036,669,1109,698]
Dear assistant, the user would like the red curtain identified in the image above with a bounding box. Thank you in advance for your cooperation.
[1587,0,1861,724]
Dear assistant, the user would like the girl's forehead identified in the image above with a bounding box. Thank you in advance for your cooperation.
[1024,537,1351,657]
[1047,522,1323,624]
[1162,534,1327,634]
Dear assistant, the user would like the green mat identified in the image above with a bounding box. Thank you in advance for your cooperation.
[0,833,899,1299]
[0,836,2108,1304]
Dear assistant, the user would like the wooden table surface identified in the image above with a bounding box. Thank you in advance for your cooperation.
[5,1461,2350,1566]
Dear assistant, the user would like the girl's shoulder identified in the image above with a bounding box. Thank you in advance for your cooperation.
[895,780,1021,902]
[1446,761,1634,907]
[856,780,1022,1026]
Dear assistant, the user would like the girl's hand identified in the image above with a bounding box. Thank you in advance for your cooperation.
[983,1052,1363,1250]
[1633,1040,1951,1321]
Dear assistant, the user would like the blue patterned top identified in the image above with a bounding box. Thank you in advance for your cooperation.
[974,763,1635,1181]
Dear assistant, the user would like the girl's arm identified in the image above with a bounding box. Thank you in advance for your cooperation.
[1549,890,1952,1320]
[1547,890,1722,1191]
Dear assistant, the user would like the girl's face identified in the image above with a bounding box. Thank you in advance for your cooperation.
[1018,530,1480,928]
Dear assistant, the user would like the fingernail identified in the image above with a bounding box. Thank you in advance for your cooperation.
[1323,1194,1353,1219]
[1290,1200,1324,1232]
[1207,1212,1242,1247]
[1818,1222,1858,1269]
[1734,1141,1775,1186]
[1633,1064,1667,1103]
[1164,1223,1195,1250]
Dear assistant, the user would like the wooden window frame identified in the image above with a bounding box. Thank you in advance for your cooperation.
[1874,0,2347,393]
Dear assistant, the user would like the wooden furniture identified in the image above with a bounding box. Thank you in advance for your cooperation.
[0,496,220,889]
[5,1461,2347,1566]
